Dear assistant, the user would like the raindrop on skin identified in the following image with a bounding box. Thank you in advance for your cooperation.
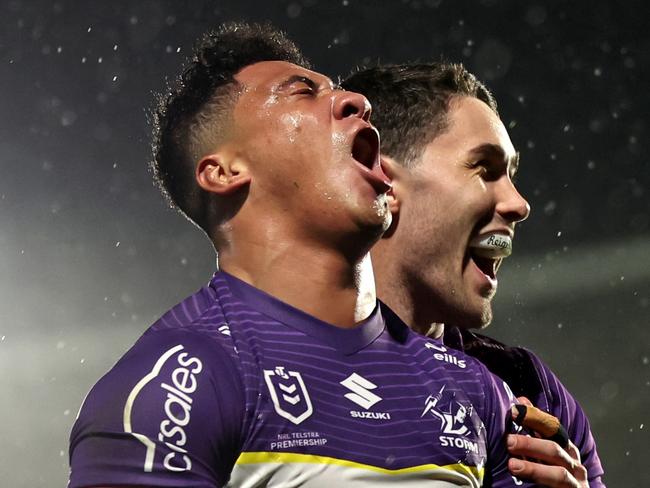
[280,113,302,143]
[261,92,278,111]
[373,194,391,226]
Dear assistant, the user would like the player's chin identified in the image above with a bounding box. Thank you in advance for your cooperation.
[476,305,493,329]
[456,297,493,330]
[474,296,494,328]
[355,195,392,234]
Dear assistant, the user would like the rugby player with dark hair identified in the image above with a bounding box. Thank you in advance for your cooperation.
[343,63,604,487]
[69,24,540,488]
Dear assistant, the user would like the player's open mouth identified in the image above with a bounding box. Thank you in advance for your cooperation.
[470,254,500,280]
[352,127,380,169]
[467,233,512,281]
[351,126,391,192]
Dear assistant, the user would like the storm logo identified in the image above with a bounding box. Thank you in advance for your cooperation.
[421,385,481,453]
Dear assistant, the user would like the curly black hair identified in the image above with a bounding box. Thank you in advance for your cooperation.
[151,22,310,233]
[342,63,497,168]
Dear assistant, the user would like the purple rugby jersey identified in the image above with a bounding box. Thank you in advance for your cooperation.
[444,327,605,487]
[69,272,533,488]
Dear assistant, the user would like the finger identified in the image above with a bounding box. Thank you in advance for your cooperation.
[565,441,582,462]
[516,396,533,406]
[564,442,588,482]
[511,404,569,448]
[507,435,577,471]
[509,458,580,488]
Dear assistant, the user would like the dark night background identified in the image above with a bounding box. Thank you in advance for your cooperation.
[1,1,648,486]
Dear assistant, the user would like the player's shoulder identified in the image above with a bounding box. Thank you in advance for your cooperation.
[147,275,232,335]
[72,278,243,436]
[75,325,239,420]
[70,321,246,463]
[380,301,492,375]
[465,330,566,391]
[69,318,246,488]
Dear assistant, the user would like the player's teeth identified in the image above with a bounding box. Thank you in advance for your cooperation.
[469,233,512,259]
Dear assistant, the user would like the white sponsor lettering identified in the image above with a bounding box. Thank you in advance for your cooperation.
[122,344,203,473]
[350,410,391,420]
[157,351,203,472]
[432,352,467,369]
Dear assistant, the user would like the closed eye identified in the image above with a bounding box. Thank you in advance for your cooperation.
[281,75,319,96]
[292,84,315,96]
[469,160,499,181]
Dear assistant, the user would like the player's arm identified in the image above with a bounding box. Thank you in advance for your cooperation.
[68,329,245,488]
[523,350,606,487]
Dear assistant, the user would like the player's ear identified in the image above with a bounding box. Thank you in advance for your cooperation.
[380,155,401,215]
[196,150,251,195]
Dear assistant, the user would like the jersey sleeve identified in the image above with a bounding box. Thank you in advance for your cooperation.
[526,350,606,487]
[69,328,245,488]
[480,366,537,488]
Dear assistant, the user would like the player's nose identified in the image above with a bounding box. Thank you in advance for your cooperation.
[332,90,371,122]
[496,180,530,224]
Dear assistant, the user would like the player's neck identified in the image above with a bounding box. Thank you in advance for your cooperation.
[371,245,445,337]
[217,239,377,328]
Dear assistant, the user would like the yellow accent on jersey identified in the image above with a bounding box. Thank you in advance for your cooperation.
[235,451,484,479]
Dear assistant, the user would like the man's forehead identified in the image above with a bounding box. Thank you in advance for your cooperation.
[446,97,517,158]
[235,60,334,90]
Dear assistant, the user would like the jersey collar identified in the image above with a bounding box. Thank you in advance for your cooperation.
[213,271,385,355]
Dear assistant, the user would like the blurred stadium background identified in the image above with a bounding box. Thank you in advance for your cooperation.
[1,1,648,486]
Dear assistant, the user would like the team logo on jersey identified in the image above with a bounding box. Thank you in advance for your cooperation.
[421,385,483,453]
[264,366,313,425]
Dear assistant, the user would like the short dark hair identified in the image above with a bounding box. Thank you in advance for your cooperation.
[342,63,497,168]
[151,22,310,232]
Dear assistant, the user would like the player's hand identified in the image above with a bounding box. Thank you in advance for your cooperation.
[507,435,588,487]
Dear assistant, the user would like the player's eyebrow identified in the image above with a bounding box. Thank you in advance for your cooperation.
[469,143,520,178]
